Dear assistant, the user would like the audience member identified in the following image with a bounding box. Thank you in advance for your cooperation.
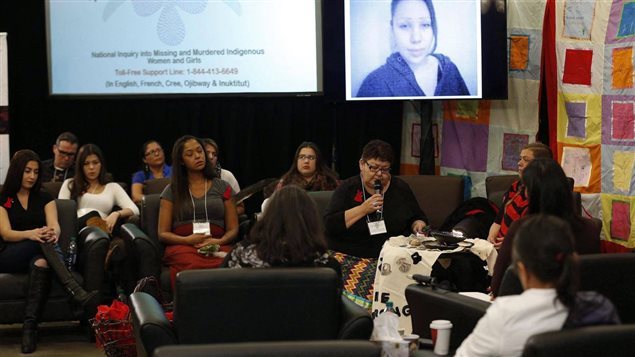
[456,214,618,356]
[261,141,339,211]
[130,140,172,203]
[158,135,239,288]
[58,144,139,292]
[324,139,427,308]
[275,141,339,192]
[202,138,240,193]
[0,150,97,354]
[39,132,79,183]
[487,142,552,248]
[490,158,601,296]
[201,138,244,215]
[223,185,340,276]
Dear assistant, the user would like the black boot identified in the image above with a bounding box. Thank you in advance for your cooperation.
[40,243,99,307]
[22,266,51,354]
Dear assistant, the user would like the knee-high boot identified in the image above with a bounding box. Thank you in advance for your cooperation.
[40,243,99,306]
[22,266,51,354]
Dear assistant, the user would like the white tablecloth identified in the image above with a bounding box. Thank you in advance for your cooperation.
[371,236,497,334]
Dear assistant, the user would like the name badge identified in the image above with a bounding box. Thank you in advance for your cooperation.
[193,221,211,235]
[368,220,387,235]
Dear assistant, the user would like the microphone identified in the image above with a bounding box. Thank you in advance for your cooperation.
[373,179,383,195]
[373,180,383,218]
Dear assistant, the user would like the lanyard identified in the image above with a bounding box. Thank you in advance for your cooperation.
[360,175,384,223]
[54,167,68,181]
[189,179,209,223]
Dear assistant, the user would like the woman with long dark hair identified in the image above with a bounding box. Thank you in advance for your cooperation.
[490,158,601,296]
[59,144,139,291]
[130,140,171,203]
[0,150,97,354]
[275,141,339,192]
[224,185,339,275]
[457,214,616,356]
[262,141,339,211]
[158,135,239,288]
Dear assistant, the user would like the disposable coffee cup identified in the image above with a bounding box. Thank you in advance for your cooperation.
[401,334,420,355]
[429,320,452,355]
[377,339,409,357]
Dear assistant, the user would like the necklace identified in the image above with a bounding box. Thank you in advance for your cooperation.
[89,184,101,194]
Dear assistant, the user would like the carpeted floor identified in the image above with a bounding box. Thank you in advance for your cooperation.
[0,321,104,357]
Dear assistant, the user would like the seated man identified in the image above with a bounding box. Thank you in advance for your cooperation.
[40,132,79,182]
[486,142,552,249]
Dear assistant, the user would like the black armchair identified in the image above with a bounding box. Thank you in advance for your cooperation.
[521,324,635,357]
[405,284,489,351]
[0,199,109,324]
[121,194,169,298]
[498,253,635,323]
[130,268,373,357]
[154,340,381,357]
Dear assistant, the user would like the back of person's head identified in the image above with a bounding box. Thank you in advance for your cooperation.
[522,157,574,219]
[55,131,79,146]
[513,214,579,307]
[70,143,109,199]
[250,185,328,265]
[1,150,42,197]
[524,142,552,160]
[361,139,394,164]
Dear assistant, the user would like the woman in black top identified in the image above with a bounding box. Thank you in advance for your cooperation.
[0,150,97,354]
[324,140,427,308]
[325,139,427,258]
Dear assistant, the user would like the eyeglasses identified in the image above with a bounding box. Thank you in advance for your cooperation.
[57,149,76,158]
[364,160,391,174]
[298,154,316,161]
[145,148,163,157]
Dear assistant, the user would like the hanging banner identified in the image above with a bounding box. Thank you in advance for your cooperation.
[0,32,9,184]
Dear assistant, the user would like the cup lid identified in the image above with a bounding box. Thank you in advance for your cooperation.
[429,319,453,329]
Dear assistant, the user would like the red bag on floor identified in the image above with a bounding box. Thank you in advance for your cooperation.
[91,299,136,356]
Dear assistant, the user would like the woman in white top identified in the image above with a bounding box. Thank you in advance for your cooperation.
[456,214,578,357]
[59,143,139,291]
[59,144,138,227]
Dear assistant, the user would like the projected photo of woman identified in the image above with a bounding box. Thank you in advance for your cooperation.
[349,0,479,99]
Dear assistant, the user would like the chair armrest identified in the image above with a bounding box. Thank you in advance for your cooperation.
[121,223,162,280]
[77,226,109,292]
[338,296,373,339]
[130,292,176,357]
[522,324,635,356]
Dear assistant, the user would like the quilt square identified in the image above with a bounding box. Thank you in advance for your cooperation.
[612,101,635,141]
[617,1,635,38]
[613,151,635,192]
[561,146,592,187]
[563,0,595,40]
[563,49,593,85]
[612,47,633,89]
[502,133,529,171]
[610,200,631,241]
[565,101,587,138]
[509,35,529,70]
[440,121,488,172]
